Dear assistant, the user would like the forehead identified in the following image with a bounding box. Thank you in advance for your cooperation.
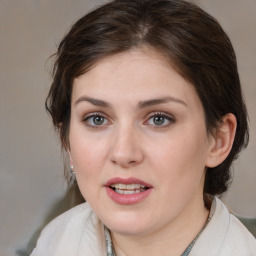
[72,48,200,110]
[75,48,174,84]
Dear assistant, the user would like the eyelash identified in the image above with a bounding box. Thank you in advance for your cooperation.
[145,112,175,128]
[82,112,111,128]
[82,112,175,129]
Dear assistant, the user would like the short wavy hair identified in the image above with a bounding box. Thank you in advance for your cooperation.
[46,0,249,196]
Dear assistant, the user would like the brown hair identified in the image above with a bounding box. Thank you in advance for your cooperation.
[46,0,249,195]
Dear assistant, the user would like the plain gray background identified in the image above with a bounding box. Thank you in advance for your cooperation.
[1,0,255,255]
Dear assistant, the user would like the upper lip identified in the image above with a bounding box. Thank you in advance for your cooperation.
[104,177,153,188]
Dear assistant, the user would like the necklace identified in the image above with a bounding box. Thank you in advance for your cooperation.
[104,198,216,256]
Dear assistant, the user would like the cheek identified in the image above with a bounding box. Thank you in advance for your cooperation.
[69,131,109,178]
[69,135,110,201]
[147,129,209,187]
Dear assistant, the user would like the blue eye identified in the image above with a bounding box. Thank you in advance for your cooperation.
[147,113,174,127]
[83,114,109,127]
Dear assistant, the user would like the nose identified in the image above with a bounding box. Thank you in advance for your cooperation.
[110,125,144,168]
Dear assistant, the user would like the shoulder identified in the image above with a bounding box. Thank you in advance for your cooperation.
[191,197,256,256]
[37,202,93,241]
[31,203,106,256]
[220,207,256,255]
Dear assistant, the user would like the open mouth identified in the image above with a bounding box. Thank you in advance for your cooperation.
[105,178,153,204]
[110,183,149,194]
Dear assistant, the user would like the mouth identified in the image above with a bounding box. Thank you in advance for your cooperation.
[110,183,148,194]
[104,177,153,204]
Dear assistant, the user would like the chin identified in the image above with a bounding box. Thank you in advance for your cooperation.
[110,224,149,236]
[103,212,152,236]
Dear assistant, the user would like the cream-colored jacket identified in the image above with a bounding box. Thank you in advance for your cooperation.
[31,197,256,256]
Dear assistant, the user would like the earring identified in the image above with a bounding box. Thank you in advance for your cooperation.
[70,165,75,173]
[70,165,76,183]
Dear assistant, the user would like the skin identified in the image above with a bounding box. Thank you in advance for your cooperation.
[68,48,236,255]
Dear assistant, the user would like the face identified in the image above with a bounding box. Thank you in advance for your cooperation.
[69,48,214,237]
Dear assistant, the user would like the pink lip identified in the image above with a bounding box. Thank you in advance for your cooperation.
[104,177,153,205]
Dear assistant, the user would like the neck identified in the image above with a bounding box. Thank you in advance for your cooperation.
[111,194,210,256]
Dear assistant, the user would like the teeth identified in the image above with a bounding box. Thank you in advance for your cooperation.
[110,183,146,190]
[110,183,147,194]
[115,189,145,194]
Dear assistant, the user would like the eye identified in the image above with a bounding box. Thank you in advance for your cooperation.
[83,113,110,127]
[146,112,175,127]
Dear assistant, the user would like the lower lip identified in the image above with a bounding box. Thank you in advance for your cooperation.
[105,187,152,205]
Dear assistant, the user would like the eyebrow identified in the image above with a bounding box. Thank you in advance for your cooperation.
[74,96,187,108]
[75,96,110,108]
[138,96,188,108]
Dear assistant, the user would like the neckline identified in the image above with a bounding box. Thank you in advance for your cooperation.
[104,197,216,256]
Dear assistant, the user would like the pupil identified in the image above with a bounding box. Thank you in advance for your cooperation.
[94,116,104,125]
[154,116,164,125]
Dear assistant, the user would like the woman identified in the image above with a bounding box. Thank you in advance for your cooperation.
[31,0,256,255]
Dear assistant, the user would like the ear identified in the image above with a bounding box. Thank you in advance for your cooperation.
[206,113,237,168]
